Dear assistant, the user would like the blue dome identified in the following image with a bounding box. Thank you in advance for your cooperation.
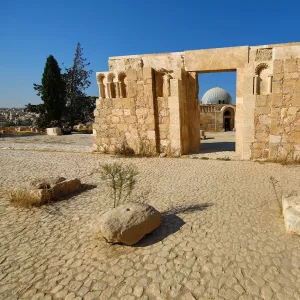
[202,87,232,105]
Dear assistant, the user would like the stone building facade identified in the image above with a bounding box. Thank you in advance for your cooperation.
[200,87,235,131]
[200,104,236,132]
[94,42,300,161]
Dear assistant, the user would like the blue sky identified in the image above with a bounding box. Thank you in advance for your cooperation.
[0,0,299,107]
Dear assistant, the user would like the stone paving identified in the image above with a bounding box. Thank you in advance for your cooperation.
[1,149,300,300]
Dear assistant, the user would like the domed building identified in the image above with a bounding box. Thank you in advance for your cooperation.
[200,87,235,131]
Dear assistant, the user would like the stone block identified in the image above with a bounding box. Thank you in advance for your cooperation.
[273,60,283,74]
[292,94,300,106]
[269,135,282,144]
[289,132,300,143]
[283,79,296,94]
[285,72,299,80]
[252,142,266,149]
[256,95,268,107]
[271,94,283,107]
[147,130,156,140]
[252,149,262,159]
[255,132,269,142]
[270,125,284,135]
[273,46,300,60]
[255,106,271,115]
[185,46,248,71]
[284,58,297,73]
[52,179,81,199]
[46,128,62,136]
[273,73,283,81]
[127,69,137,80]
[90,203,161,245]
[282,196,300,236]
[288,107,300,115]
[272,81,282,94]
[143,67,153,79]
[29,177,81,204]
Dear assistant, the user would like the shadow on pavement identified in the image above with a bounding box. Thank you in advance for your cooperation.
[135,203,212,247]
[200,142,235,153]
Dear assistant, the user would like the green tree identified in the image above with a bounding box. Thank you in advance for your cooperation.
[63,42,93,126]
[29,55,66,128]
[69,95,96,125]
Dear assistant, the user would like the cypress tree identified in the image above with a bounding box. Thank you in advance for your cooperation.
[41,55,66,126]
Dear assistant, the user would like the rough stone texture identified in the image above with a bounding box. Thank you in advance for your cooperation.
[94,67,200,156]
[91,203,161,245]
[46,128,62,136]
[200,105,235,132]
[29,177,81,203]
[282,196,300,235]
[94,42,300,161]
[184,46,249,71]
[1,149,300,299]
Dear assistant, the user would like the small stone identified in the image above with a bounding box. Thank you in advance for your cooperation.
[69,280,83,292]
[180,292,196,300]
[31,293,45,300]
[154,257,167,265]
[133,285,144,297]
[261,285,273,300]
[65,293,76,300]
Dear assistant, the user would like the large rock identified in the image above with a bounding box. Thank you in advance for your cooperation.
[29,177,81,204]
[91,203,161,245]
[46,127,62,136]
[282,196,300,236]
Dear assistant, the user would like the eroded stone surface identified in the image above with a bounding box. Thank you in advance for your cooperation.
[95,42,300,161]
[282,196,300,235]
[29,177,81,204]
[1,150,300,299]
[91,203,161,245]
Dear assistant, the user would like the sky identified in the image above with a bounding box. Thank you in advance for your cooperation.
[0,0,300,107]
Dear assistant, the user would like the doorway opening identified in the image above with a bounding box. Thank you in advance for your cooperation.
[197,71,236,155]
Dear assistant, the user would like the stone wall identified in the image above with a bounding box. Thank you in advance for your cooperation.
[250,45,300,161]
[94,64,200,155]
[93,67,157,154]
[94,42,300,160]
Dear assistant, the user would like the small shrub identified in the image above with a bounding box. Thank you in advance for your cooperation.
[100,163,139,208]
[9,186,42,207]
[269,176,283,215]
[200,157,209,160]
[114,139,135,156]
[163,144,181,158]
[137,137,155,157]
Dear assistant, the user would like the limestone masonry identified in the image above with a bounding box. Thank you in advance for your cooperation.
[93,42,300,160]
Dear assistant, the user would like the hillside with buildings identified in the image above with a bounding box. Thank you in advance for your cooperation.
[0,107,38,126]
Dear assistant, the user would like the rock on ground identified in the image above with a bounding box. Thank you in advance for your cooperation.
[91,203,161,245]
[282,196,300,235]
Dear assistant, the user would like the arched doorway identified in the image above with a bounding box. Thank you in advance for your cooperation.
[223,108,234,131]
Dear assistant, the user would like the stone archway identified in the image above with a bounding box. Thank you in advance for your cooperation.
[222,106,235,131]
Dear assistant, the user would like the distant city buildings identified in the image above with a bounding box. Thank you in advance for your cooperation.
[0,108,39,126]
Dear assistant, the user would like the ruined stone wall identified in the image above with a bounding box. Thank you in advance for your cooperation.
[200,105,236,132]
[94,50,200,155]
[94,42,300,160]
[200,105,223,131]
[249,45,300,161]
[93,67,157,154]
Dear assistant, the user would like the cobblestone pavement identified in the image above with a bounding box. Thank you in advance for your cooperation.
[1,150,300,300]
